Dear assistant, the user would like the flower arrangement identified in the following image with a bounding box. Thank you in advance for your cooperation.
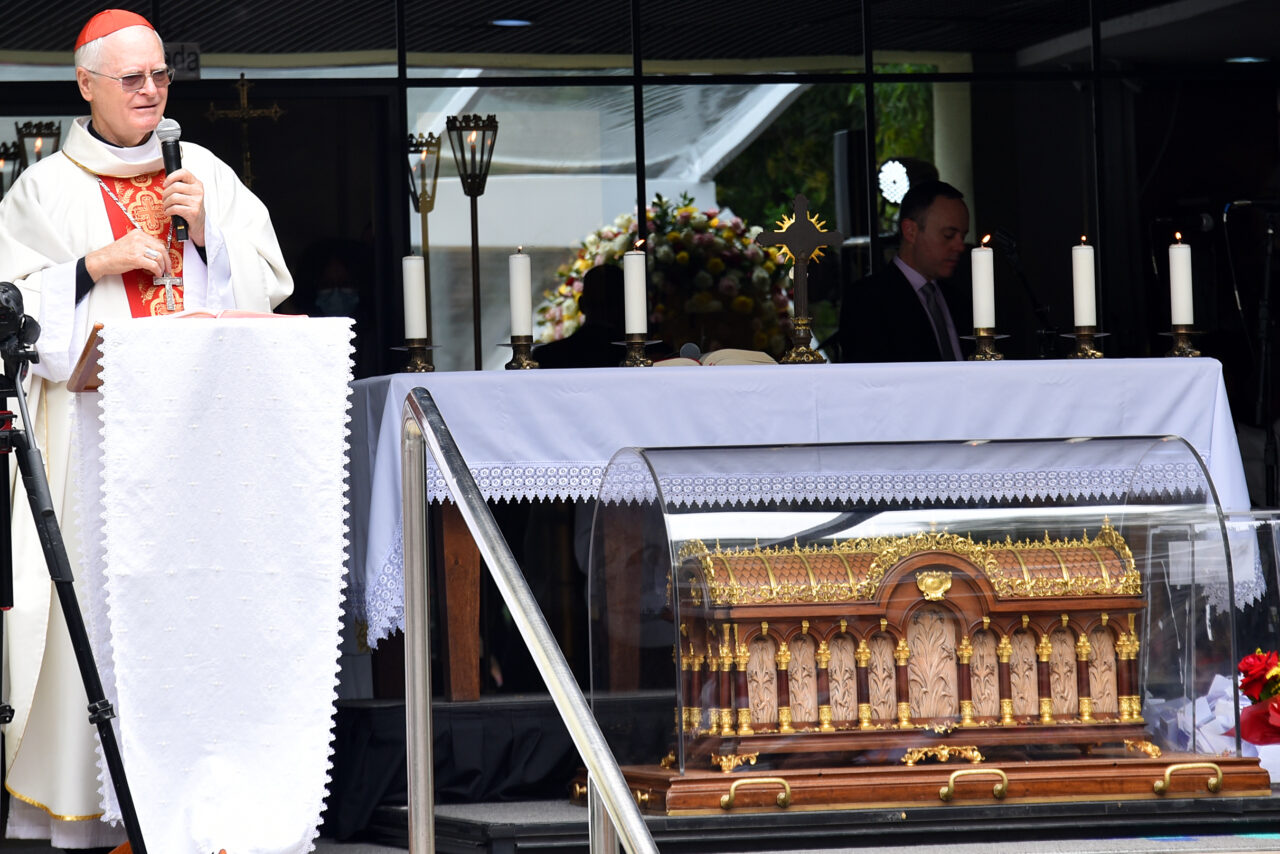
[537,193,792,356]
[1237,648,1280,745]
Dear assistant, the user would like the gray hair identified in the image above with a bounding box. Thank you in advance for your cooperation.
[74,25,164,72]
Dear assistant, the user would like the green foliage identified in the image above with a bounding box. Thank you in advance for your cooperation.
[715,67,936,232]
[713,67,936,349]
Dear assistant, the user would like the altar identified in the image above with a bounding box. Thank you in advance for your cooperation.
[348,358,1254,701]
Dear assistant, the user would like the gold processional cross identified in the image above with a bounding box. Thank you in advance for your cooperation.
[205,73,285,189]
[755,193,843,362]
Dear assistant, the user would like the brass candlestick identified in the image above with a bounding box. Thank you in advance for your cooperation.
[967,327,1003,361]
[1166,324,1200,357]
[1067,325,1104,359]
[780,316,826,364]
[621,332,652,367]
[405,338,434,372]
[505,335,539,370]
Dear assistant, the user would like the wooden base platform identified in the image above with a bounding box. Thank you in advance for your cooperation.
[574,751,1271,815]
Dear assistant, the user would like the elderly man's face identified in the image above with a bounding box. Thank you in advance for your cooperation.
[901,196,970,282]
[76,26,167,147]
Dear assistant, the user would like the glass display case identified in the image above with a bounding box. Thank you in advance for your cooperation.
[580,436,1277,813]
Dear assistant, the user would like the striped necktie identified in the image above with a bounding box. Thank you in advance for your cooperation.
[921,280,959,361]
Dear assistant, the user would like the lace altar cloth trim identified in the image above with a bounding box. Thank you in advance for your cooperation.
[417,460,1208,506]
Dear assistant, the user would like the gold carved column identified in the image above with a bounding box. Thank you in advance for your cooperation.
[1075,631,1094,723]
[855,638,873,729]
[894,637,912,728]
[957,635,975,726]
[1036,632,1054,724]
[997,634,1015,726]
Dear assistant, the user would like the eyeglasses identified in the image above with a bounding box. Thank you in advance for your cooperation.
[84,66,174,93]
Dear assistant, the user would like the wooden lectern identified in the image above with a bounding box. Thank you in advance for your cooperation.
[68,322,105,393]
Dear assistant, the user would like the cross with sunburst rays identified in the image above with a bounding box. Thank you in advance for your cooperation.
[754,193,843,321]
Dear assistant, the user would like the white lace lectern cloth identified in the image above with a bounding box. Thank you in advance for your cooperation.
[73,317,353,854]
[350,358,1255,644]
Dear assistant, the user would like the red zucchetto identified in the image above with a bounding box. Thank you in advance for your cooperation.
[75,9,155,50]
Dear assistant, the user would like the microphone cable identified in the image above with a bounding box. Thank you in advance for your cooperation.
[1222,202,1256,361]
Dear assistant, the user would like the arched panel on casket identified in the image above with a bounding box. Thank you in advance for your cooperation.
[828,633,858,721]
[788,634,818,725]
[1089,625,1119,714]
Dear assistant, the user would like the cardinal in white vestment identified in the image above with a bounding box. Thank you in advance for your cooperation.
[0,9,292,849]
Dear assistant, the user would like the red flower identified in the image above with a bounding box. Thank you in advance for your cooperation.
[1239,696,1280,746]
[1238,649,1279,702]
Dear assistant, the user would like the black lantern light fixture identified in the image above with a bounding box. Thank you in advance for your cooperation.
[406,131,442,350]
[0,141,19,200]
[446,114,498,371]
[15,121,61,175]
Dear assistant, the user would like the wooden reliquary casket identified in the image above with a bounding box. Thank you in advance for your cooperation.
[675,523,1146,760]
[578,440,1273,814]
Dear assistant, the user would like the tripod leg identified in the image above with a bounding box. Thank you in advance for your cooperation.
[11,430,147,854]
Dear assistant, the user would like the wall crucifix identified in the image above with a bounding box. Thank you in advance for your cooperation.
[206,73,285,189]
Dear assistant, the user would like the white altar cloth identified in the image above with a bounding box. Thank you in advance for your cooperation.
[75,317,353,854]
[351,358,1251,644]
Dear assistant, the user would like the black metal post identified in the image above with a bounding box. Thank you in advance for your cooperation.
[1256,214,1276,506]
[470,195,482,371]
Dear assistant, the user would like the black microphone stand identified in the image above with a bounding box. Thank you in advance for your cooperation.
[0,309,147,852]
[1255,213,1277,507]
[993,231,1058,358]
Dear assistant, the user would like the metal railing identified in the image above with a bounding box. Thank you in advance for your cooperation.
[401,387,657,854]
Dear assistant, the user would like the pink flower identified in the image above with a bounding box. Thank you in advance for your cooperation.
[717,277,739,296]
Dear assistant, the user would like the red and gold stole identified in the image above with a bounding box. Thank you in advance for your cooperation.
[97,171,184,316]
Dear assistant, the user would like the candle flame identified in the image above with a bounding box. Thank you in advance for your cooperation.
[33,137,43,152]
[1080,235,1087,245]
[0,158,5,169]
[517,245,524,253]
[467,130,477,145]
[981,234,991,246]
[634,239,645,250]
[1175,231,1182,242]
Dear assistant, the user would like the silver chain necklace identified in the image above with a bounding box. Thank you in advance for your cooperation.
[97,176,179,311]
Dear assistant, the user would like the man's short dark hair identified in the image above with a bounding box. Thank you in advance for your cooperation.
[898,180,964,232]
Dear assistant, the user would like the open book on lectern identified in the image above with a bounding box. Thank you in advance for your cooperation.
[68,311,295,392]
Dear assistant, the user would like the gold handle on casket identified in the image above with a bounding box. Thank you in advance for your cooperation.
[938,768,1008,802]
[1153,762,1222,795]
[720,777,792,809]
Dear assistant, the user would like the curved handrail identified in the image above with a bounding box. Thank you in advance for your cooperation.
[401,387,656,854]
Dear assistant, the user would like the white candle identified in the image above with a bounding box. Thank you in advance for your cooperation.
[1071,239,1096,327]
[623,247,647,334]
[1169,235,1194,326]
[509,248,532,337]
[402,255,427,340]
[971,240,995,329]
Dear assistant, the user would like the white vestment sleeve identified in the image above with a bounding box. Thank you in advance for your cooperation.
[0,161,101,383]
[187,144,292,312]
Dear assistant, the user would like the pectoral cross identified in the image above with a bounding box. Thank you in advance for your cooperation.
[155,276,181,312]
[206,74,285,189]
[755,193,843,319]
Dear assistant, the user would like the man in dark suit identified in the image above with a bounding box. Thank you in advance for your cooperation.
[534,263,627,368]
[837,180,972,362]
